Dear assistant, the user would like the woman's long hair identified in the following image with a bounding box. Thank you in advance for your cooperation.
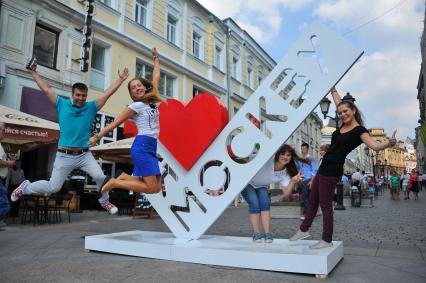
[337,100,364,127]
[127,77,167,104]
[274,144,307,177]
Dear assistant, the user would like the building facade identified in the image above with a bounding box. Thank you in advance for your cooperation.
[0,0,327,182]
[416,3,426,173]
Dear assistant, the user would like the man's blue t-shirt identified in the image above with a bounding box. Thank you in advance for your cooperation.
[56,96,98,148]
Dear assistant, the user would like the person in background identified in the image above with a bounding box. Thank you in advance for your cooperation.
[352,168,362,185]
[420,172,426,190]
[401,170,410,200]
[5,161,25,217]
[389,170,400,201]
[0,122,16,229]
[367,174,375,194]
[409,170,419,200]
[298,143,318,221]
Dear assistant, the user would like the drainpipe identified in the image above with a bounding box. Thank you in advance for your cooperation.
[225,26,232,118]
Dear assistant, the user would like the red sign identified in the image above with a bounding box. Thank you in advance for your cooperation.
[4,124,59,142]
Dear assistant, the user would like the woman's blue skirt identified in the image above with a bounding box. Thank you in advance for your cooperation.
[131,135,160,177]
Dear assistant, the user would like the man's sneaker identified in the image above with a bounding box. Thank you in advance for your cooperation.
[252,232,264,243]
[300,216,305,220]
[309,240,333,249]
[264,232,274,243]
[289,229,310,241]
[11,180,30,202]
[101,202,118,215]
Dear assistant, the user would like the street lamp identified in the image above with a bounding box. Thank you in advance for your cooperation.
[364,147,379,197]
[320,91,356,210]
[320,92,356,127]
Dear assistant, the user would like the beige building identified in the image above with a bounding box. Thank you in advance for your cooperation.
[0,0,326,180]
[369,128,408,176]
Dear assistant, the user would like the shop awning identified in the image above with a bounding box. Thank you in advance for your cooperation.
[0,104,59,152]
[90,137,134,164]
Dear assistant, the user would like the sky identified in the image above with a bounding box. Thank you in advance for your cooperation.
[198,0,425,141]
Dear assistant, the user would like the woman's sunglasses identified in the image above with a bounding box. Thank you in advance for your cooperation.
[143,82,153,92]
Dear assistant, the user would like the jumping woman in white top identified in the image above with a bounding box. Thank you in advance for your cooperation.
[89,48,166,194]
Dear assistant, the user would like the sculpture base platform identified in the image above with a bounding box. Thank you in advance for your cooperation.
[85,231,343,276]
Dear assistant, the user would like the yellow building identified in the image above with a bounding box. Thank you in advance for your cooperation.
[0,0,275,179]
[369,128,407,175]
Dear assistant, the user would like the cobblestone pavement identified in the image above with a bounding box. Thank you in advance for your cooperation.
[0,189,425,283]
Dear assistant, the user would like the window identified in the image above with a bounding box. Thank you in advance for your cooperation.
[159,73,174,98]
[193,86,203,98]
[247,57,254,89]
[247,67,253,88]
[136,61,175,98]
[214,46,222,70]
[191,18,205,60]
[231,45,240,80]
[232,56,238,79]
[33,24,59,69]
[136,62,153,80]
[100,0,112,7]
[167,14,177,44]
[258,66,264,86]
[193,32,201,59]
[166,0,181,47]
[90,43,106,90]
[135,0,148,27]
[99,0,117,9]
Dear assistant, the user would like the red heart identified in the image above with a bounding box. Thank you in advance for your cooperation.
[159,93,228,170]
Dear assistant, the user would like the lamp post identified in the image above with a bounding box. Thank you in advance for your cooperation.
[364,147,379,198]
[320,92,356,210]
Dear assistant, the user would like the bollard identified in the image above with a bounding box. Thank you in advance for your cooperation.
[335,182,346,210]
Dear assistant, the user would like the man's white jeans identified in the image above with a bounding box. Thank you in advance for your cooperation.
[23,151,109,205]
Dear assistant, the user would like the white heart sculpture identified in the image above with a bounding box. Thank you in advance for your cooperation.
[146,22,363,239]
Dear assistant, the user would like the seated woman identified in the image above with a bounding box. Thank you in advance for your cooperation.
[241,144,303,243]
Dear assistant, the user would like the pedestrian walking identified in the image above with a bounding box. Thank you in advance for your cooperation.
[401,170,410,200]
[0,123,15,229]
[409,170,419,200]
[5,161,25,217]
[289,87,397,249]
[389,171,400,200]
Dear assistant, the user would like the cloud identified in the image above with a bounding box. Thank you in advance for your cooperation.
[313,0,424,48]
[335,47,421,139]
[197,0,314,43]
[198,0,424,140]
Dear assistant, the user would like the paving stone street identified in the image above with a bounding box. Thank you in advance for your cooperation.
[0,189,425,283]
